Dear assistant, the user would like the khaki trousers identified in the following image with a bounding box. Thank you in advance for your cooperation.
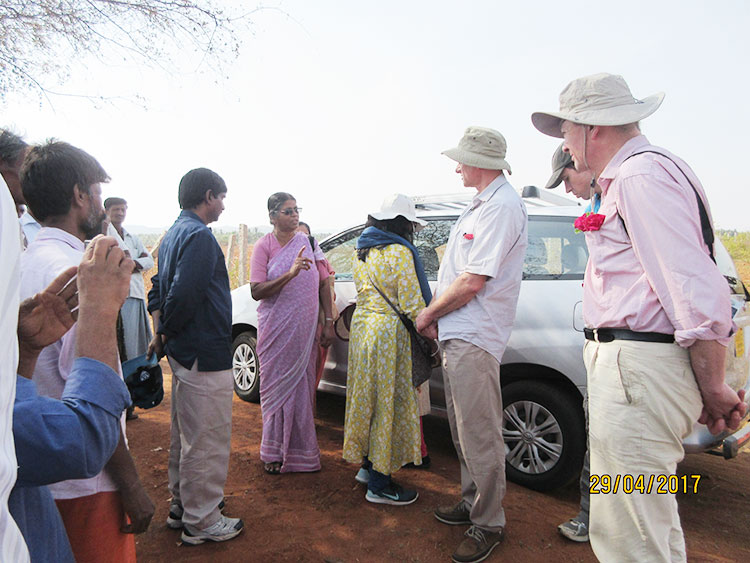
[585,340,702,563]
[167,358,233,529]
[442,339,506,532]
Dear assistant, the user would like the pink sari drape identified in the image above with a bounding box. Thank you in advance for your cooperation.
[256,232,321,472]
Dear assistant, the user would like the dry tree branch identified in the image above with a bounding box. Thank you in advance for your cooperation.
[0,0,271,101]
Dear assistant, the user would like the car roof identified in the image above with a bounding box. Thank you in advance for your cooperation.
[413,186,584,219]
[319,187,585,246]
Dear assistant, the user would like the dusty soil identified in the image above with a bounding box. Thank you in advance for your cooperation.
[128,366,750,562]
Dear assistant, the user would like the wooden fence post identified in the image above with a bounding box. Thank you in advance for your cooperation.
[225,233,236,270]
[238,224,248,286]
[149,231,167,258]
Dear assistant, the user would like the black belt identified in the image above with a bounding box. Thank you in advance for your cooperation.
[584,328,675,344]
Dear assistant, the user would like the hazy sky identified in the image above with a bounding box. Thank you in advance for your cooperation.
[4,0,750,233]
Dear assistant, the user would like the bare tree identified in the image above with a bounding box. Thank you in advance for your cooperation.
[0,0,266,100]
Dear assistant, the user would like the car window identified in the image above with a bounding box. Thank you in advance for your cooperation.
[414,219,453,280]
[321,227,363,281]
[524,216,588,280]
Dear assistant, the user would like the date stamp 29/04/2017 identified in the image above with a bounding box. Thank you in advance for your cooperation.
[589,474,701,495]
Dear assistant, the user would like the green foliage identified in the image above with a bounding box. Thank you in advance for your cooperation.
[719,230,750,282]
[719,231,750,263]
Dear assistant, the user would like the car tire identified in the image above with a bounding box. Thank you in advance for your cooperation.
[232,332,260,403]
[501,380,585,491]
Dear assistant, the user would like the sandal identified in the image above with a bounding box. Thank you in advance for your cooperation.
[264,462,282,475]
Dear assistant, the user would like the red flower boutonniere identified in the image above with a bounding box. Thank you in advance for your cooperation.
[574,212,605,233]
[463,233,474,240]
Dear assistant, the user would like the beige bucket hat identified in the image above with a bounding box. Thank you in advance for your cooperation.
[442,126,512,173]
[370,193,427,229]
[532,73,665,138]
[545,143,573,189]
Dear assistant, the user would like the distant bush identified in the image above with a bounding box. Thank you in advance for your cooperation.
[719,231,750,263]
[719,231,750,282]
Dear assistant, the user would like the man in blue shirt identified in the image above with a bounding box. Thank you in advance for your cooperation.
[148,168,243,545]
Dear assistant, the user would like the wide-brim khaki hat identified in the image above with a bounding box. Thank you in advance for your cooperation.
[370,193,427,230]
[532,73,665,138]
[442,126,512,173]
[545,143,573,189]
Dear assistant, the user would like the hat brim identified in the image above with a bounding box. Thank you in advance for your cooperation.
[544,165,565,189]
[531,92,665,138]
[369,210,428,230]
[442,148,512,174]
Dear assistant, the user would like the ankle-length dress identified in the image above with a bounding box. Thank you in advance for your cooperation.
[342,244,424,476]
[251,232,323,472]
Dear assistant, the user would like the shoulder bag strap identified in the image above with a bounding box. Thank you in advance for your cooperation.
[364,264,416,332]
[622,150,715,263]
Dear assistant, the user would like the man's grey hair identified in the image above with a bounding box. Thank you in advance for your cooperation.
[0,129,28,167]
[614,122,641,134]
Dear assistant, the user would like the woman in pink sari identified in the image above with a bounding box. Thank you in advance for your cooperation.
[250,193,335,474]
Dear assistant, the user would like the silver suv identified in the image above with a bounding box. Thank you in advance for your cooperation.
[230,188,750,491]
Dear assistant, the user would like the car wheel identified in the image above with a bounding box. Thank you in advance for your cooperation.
[501,380,585,491]
[232,332,260,403]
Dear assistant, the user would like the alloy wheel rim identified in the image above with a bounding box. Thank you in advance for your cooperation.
[232,343,257,391]
[503,400,563,475]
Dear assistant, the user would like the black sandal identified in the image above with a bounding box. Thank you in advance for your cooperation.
[264,462,282,475]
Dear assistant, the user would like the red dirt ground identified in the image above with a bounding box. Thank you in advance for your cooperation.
[128,366,750,562]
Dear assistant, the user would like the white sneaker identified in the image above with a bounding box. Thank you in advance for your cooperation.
[181,515,244,545]
[167,499,225,530]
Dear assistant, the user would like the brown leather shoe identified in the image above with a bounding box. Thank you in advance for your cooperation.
[434,500,471,525]
[451,525,504,563]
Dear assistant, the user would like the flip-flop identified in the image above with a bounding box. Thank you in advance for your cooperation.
[264,462,282,475]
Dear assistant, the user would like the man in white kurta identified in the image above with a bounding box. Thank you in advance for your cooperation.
[105,197,154,361]
[20,141,153,561]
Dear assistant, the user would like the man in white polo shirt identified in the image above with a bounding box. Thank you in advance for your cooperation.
[416,126,527,563]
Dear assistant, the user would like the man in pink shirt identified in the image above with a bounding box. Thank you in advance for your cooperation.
[532,73,746,562]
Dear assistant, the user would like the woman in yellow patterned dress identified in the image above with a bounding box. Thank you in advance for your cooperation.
[343,194,431,505]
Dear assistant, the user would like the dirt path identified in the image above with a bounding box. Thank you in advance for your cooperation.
[128,367,750,562]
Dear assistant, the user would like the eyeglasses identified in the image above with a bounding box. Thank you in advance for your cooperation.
[278,207,301,216]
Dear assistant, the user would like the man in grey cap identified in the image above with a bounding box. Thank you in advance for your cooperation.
[416,126,527,563]
[546,143,597,200]
[545,143,598,543]
[532,73,746,561]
